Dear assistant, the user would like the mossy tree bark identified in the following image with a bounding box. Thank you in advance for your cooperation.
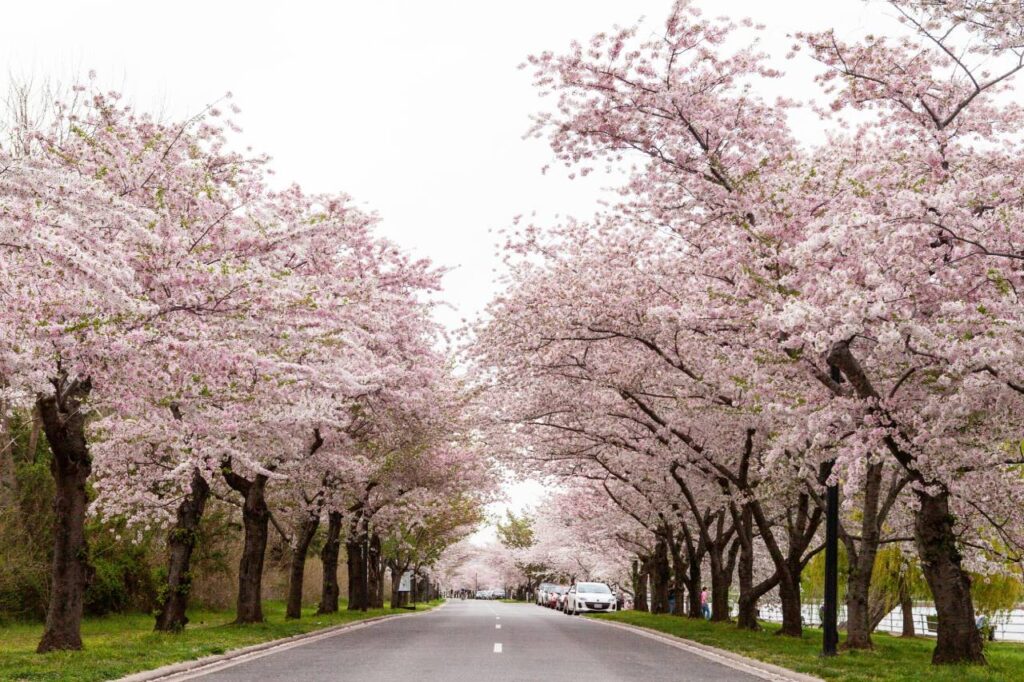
[155,469,210,632]
[36,376,94,653]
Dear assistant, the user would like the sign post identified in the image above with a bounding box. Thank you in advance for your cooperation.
[399,570,412,593]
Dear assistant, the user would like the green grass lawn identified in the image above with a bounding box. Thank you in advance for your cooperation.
[0,599,442,682]
[589,611,1024,682]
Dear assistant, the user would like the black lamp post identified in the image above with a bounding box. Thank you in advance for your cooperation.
[822,481,839,656]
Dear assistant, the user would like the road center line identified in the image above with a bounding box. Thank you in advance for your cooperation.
[496,624,501,629]
[493,642,503,653]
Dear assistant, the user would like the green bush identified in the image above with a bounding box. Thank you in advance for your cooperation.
[84,521,159,616]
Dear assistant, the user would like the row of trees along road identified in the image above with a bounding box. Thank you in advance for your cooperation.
[470,0,1024,667]
[0,82,494,652]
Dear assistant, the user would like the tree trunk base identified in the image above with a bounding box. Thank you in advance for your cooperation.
[36,383,93,654]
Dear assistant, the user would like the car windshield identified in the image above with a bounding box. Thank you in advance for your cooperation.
[553,587,567,594]
[578,583,611,594]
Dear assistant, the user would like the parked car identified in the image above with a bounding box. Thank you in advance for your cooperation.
[546,585,567,609]
[536,582,555,606]
[563,582,617,615]
[492,588,507,599]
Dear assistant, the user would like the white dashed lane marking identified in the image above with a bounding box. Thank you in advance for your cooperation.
[494,643,503,653]
[496,624,501,629]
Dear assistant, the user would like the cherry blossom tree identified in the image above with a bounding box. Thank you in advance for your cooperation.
[511,0,1024,664]
[1,79,485,642]
[0,148,155,651]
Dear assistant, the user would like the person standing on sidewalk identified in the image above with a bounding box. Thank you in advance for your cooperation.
[700,587,710,620]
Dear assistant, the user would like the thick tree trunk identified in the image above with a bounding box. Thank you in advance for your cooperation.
[777,568,803,637]
[684,559,702,618]
[317,511,342,614]
[390,563,406,608]
[346,537,368,611]
[915,490,984,664]
[633,558,649,612]
[223,469,270,624]
[708,544,736,622]
[236,479,270,624]
[650,540,671,614]
[375,559,386,607]
[669,542,687,616]
[844,461,884,650]
[414,572,427,603]
[285,511,320,619]
[735,507,760,630]
[367,533,384,609]
[845,558,874,648]
[155,470,210,632]
[900,586,915,638]
[36,381,94,653]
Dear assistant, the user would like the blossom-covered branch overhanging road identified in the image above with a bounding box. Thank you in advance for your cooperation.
[464,0,1024,670]
[1,85,496,653]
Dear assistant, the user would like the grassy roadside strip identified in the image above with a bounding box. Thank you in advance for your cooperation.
[588,611,1024,682]
[0,599,443,682]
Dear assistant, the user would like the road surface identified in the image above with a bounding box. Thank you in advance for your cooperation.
[177,599,774,681]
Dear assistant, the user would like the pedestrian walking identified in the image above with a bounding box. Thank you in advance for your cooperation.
[700,586,710,620]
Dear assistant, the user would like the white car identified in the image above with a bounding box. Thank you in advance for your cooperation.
[563,582,617,615]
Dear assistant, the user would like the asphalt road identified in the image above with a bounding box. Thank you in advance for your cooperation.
[179,599,769,681]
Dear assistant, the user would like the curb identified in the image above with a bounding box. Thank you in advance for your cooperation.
[584,617,823,682]
[116,601,445,682]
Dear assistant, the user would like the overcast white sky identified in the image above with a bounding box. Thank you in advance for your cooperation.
[2,0,894,536]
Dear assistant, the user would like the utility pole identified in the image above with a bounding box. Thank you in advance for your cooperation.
[822,482,839,656]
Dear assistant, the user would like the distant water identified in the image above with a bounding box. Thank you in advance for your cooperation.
[751,603,1024,642]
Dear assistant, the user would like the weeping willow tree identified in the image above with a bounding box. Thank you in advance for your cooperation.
[801,545,849,623]
[867,547,929,637]
[971,571,1024,637]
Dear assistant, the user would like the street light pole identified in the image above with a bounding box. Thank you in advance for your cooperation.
[822,481,839,656]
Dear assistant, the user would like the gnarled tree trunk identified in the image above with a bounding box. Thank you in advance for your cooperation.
[36,379,94,653]
[733,504,763,630]
[389,561,407,608]
[844,461,905,649]
[632,557,649,612]
[286,509,320,619]
[155,470,210,632]
[367,533,384,608]
[317,511,342,614]
[649,539,671,614]
[776,568,803,637]
[709,537,738,622]
[915,489,984,664]
[668,535,687,616]
[346,536,368,611]
[684,536,704,618]
[223,466,270,624]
